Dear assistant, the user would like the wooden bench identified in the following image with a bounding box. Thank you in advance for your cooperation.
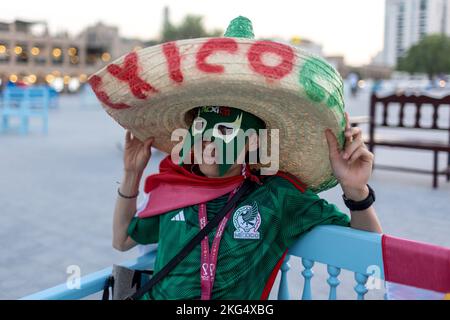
[367,94,450,188]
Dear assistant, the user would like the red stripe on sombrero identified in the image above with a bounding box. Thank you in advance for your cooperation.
[196,38,238,73]
[163,42,184,84]
[275,171,307,192]
[88,75,132,110]
[261,250,288,300]
[382,234,450,293]
[107,51,158,99]
[248,41,295,80]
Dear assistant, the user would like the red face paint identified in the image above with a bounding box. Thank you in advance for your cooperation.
[163,42,184,84]
[107,52,158,99]
[196,38,239,73]
[247,41,294,80]
[89,75,132,110]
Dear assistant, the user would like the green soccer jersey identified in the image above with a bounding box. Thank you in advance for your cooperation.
[127,175,350,300]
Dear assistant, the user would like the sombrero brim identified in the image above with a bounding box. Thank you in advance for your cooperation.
[88,37,346,193]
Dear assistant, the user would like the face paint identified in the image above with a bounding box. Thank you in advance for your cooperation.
[179,106,265,176]
[212,113,243,144]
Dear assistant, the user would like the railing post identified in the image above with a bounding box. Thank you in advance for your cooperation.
[327,265,341,300]
[354,273,369,300]
[277,255,291,300]
[301,258,314,300]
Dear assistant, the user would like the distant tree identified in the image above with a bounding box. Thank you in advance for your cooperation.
[397,34,450,80]
[161,15,222,42]
[161,20,178,42]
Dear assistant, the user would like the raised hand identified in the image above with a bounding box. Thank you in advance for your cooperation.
[123,130,155,175]
[324,112,374,200]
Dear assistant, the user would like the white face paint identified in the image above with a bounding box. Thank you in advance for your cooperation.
[192,117,207,136]
[212,113,243,143]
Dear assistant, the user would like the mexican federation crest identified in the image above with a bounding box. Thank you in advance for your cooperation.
[233,202,261,240]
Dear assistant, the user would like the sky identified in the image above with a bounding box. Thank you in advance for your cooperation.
[0,0,386,66]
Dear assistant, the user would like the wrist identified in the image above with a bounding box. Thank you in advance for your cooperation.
[342,184,376,212]
[341,184,369,202]
[121,171,142,195]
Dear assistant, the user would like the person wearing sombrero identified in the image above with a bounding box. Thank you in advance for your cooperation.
[92,16,382,300]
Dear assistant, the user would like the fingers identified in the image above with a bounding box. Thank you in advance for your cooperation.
[348,145,374,165]
[344,112,353,144]
[325,129,340,159]
[144,137,155,150]
[126,130,154,145]
[345,112,351,130]
[343,127,364,159]
[125,130,141,143]
[142,137,155,157]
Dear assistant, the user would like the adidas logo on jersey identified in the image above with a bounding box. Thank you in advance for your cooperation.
[171,210,185,222]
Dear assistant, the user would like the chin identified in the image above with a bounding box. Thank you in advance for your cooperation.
[198,163,220,178]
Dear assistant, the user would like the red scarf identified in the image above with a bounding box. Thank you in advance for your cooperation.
[138,156,260,218]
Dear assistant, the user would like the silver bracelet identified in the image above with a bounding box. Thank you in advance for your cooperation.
[117,187,139,199]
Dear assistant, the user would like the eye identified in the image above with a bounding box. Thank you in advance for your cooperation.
[195,120,204,131]
[212,117,241,143]
[217,125,234,136]
[192,117,206,134]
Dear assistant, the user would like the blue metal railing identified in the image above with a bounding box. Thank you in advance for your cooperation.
[1,86,54,135]
[21,251,157,300]
[278,226,384,300]
[20,226,449,300]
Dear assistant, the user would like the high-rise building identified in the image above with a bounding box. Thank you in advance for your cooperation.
[383,0,450,67]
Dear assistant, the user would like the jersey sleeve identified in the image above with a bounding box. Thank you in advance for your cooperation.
[127,216,160,245]
[269,177,351,249]
[127,193,160,245]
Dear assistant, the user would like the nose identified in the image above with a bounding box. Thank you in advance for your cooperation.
[202,140,214,148]
[201,141,217,156]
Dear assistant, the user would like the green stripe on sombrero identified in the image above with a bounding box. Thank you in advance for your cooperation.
[299,57,344,110]
[224,16,255,39]
[297,56,346,193]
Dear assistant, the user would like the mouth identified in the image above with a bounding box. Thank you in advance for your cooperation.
[192,141,218,164]
[203,148,217,163]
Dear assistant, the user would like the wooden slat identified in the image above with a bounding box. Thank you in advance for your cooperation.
[372,94,450,105]
[373,164,450,176]
[370,93,450,131]
[349,116,370,127]
[366,138,450,151]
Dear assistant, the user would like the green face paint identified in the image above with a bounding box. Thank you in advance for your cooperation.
[180,106,265,176]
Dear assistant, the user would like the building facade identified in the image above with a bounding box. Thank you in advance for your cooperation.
[0,20,146,87]
[383,0,450,67]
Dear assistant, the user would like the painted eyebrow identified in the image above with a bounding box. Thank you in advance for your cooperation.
[217,124,234,135]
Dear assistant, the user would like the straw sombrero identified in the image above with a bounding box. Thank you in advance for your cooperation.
[88,16,346,193]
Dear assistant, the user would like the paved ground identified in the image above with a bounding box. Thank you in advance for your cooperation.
[1,85,449,300]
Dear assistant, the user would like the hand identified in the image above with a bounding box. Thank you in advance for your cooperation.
[123,130,155,175]
[325,112,374,200]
